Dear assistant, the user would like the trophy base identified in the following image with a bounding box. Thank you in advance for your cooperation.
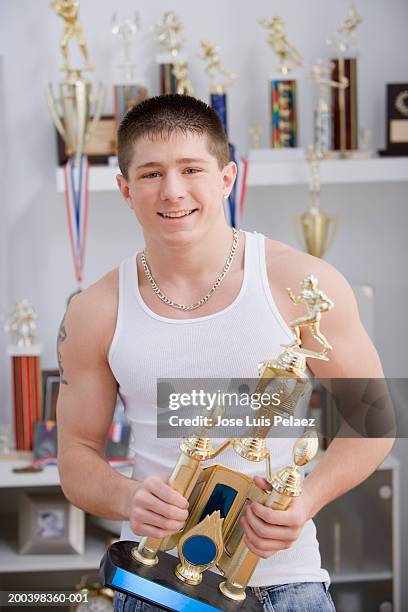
[100,541,262,611]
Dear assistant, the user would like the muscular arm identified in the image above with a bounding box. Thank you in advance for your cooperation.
[56,277,139,521]
[297,261,395,517]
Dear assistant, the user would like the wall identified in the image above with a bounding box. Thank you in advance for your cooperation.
[1,0,407,603]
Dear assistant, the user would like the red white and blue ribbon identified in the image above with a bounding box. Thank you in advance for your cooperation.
[225,143,249,228]
[63,154,90,287]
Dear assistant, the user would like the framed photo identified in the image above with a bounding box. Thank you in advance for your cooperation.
[42,369,60,420]
[56,115,116,165]
[18,492,84,554]
[380,83,408,156]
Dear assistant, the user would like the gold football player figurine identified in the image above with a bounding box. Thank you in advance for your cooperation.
[286,275,334,357]
[51,0,92,70]
[259,15,302,74]
[200,40,236,94]
[154,11,184,58]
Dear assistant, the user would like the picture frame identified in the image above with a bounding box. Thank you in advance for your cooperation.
[379,83,408,156]
[18,492,84,554]
[42,369,60,420]
[56,115,117,165]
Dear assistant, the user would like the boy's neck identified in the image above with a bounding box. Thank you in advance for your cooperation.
[142,223,240,288]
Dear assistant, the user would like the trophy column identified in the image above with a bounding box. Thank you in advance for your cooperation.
[5,301,42,451]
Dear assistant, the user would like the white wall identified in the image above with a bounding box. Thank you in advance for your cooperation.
[1,0,408,599]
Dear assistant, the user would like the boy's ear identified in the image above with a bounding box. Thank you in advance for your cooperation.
[116,174,131,204]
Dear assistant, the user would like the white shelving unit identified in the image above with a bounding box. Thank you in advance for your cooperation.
[55,156,408,192]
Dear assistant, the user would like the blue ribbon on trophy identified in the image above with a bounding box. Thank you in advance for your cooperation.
[154,12,194,96]
[47,1,105,292]
[111,12,148,130]
[199,40,248,228]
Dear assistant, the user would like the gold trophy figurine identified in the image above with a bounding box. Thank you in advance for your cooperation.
[154,11,184,59]
[259,16,302,75]
[51,0,92,71]
[285,276,334,357]
[171,62,195,96]
[47,0,105,165]
[293,146,339,258]
[200,40,237,96]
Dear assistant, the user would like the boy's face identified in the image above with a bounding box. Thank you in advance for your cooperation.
[117,131,236,246]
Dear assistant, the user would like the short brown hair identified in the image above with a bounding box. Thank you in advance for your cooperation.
[117,94,230,179]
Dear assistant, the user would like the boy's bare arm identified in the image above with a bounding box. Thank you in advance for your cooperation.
[56,283,139,521]
[56,276,189,534]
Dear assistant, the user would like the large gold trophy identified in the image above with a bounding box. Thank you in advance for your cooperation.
[47,0,105,165]
[293,146,339,258]
[47,1,105,292]
[101,276,333,610]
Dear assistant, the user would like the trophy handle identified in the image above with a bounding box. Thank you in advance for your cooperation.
[87,83,106,139]
[325,214,340,253]
[292,215,306,250]
[46,83,66,141]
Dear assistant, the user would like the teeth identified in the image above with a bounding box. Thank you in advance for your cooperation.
[161,210,194,218]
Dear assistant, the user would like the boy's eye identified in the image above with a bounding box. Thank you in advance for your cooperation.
[184,168,201,174]
[141,171,161,179]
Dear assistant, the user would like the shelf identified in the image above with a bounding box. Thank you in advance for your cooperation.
[0,459,133,489]
[331,569,393,584]
[0,528,108,573]
[55,156,408,192]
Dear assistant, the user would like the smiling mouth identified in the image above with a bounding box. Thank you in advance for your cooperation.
[158,209,198,219]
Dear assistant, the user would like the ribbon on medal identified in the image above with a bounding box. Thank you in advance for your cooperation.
[63,154,90,287]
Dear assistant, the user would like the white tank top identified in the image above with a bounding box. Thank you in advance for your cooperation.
[108,230,329,587]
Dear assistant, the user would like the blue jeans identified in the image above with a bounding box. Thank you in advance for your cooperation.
[113,582,336,611]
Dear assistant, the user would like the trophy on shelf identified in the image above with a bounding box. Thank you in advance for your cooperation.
[111,12,148,130]
[100,276,334,611]
[5,301,43,451]
[154,12,194,96]
[199,40,237,136]
[259,15,302,150]
[47,0,105,291]
[326,1,362,156]
[293,146,339,259]
[310,59,348,157]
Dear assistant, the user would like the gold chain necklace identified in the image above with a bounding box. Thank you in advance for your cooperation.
[140,228,240,311]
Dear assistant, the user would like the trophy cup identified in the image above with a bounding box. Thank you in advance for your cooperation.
[259,16,302,149]
[112,12,148,130]
[47,1,105,292]
[310,59,349,157]
[100,276,334,611]
[199,40,237,136]
[293,146,339,258]
[154,12,194,96]
[326,1,362,156]
[5,301,43,450]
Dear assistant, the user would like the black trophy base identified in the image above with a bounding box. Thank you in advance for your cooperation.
[100,541,262,612]
[378,148,408,157]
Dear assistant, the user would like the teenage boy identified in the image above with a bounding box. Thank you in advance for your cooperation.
[57,95,393,611]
